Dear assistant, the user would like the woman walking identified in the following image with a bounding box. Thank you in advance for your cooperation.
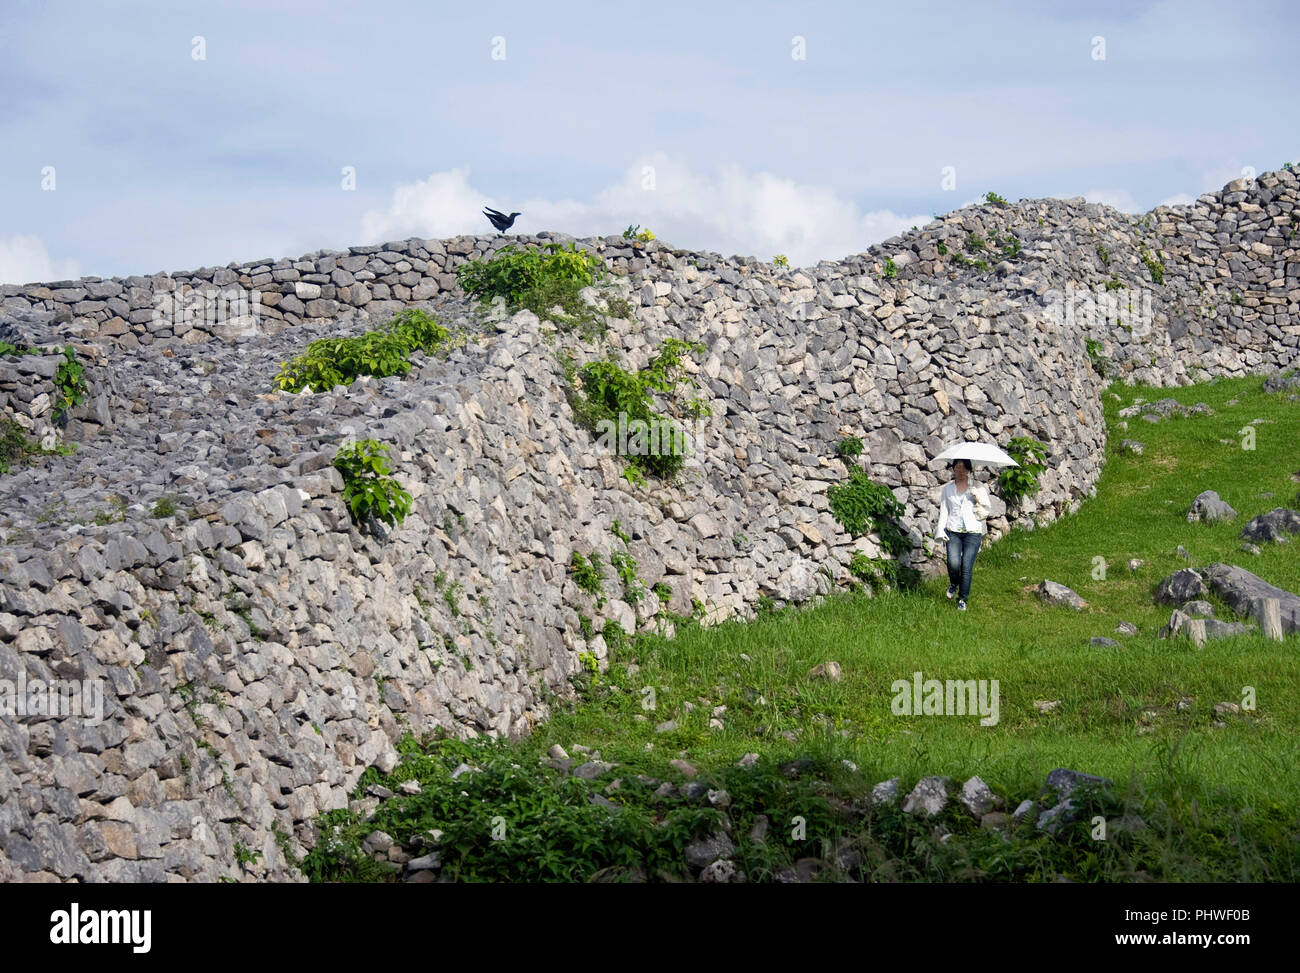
[934,458,990,611]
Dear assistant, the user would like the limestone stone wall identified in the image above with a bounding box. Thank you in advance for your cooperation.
[0,169,1296,881]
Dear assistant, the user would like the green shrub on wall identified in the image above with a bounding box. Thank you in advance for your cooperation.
[332,439,412,531]
[274,309,448,393]
[456,242,613,334]
[568,338,709,486]
[827,469,909,557]
[998,436,1049,508]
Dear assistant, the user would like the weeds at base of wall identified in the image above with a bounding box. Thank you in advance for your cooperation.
[297,733,1284,883]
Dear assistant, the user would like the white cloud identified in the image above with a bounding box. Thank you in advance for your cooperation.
[360,155,931,268]
[1082,188,1142,214]
[0,235,79,286]
[360,168,487,243]
[1157,192,1197,208]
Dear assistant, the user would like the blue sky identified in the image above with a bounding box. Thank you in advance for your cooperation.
[1,0,1297,283]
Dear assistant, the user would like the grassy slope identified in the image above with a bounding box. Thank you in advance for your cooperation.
[306,373,1300,881]
[534,374,1300,813]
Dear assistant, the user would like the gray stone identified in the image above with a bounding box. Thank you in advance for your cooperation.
[684,832,735,869]
[572,760,615,780]
[902,776,952,817]
[1262,372,1300,394]
[1155,568,1207,605]
[1036,579,1087,610]
[1202,562,1300,635]
[699,859,741,883]
[361,831,393,854]
[958,776,999,817]
[668,758,698,778]
[1240,508,1300,544]
[807,661,842,682]
[1187,490,1237,523]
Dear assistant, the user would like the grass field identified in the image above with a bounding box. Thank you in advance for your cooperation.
[305,373,1300,882]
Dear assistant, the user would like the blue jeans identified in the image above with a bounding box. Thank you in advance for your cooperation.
[946,531,982,601]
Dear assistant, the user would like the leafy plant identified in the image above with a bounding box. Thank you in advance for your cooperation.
[606,296,635,319]
[1000,236,1022,258]
[965,234,986,253]
[1096,242,1111,265]
[274,309,448,393]
[570,552,606,607]
[1143,250,1166,285]
[610,550,644,605]
[1084,338,1111,378]
[601,619,630,654]
[577,650,600,682]
[457,241,610,333]
[234,842,263,867]
[0,419,38,476]
[951,252,990,272]
[997,436,1049,508]
[772,254,790,269]
[849,550,920,592]
[332,439,413,531]
[568,338,707,484]
[151,495,179,518]
[92,495,128,525]
[984,191,1009,207]
[442,579,463,618]
[882,258,899,280]
[52,347,87,421]
[836,436,864,461]
[935,242,949,256]
[459,241,605,305]
[827,470,909,556]
[0,341,87,430]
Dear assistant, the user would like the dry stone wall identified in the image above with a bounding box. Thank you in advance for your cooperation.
[0,168,1297,881]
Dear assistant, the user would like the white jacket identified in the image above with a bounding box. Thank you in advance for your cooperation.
[936,481,990,537]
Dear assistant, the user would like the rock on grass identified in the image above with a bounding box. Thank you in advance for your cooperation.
[1186,490,1237,523]
[1154,568,1207,605]
[1240,507,1300,544]
[1036,579,1087,610]
[903,776,953,817]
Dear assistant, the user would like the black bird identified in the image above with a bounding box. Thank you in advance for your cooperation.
[483,207,520,232]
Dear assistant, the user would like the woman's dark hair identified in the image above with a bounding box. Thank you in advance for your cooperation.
[949,458,972,473]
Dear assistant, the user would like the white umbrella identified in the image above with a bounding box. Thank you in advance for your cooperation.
[933,441,1019,468]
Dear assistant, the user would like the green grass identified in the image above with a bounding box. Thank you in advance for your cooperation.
[532,374,1300,794]
[308,374,1300,881]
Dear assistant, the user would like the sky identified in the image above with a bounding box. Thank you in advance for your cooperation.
[1,0,1297,284]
